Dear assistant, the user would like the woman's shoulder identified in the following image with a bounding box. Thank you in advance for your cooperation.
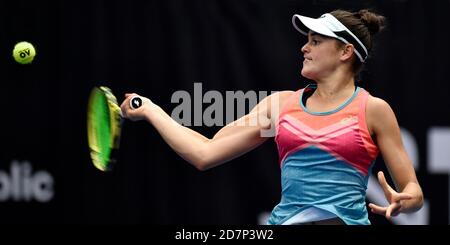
[256,90,297,119]
[267,90,297,107]
[366,95,398,134]
[273,90,301,99]
[366,95,393,115]
[271,90,297,98]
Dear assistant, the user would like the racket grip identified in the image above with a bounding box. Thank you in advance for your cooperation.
[129,96,143,109]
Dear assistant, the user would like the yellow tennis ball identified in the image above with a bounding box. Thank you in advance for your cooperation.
[12,41,36,64]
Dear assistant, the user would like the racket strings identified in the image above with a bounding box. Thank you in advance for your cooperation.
[87,86,122,171]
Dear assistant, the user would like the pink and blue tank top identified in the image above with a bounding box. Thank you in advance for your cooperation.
[268,84,379,225]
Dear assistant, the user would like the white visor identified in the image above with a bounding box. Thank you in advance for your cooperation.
[292,13,368,63]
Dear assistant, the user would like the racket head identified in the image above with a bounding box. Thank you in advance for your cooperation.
[87,86,122,171]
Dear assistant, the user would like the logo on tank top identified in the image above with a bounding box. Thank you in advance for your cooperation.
[340,116,358,124]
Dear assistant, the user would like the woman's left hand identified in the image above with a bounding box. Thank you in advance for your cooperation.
[368,171,413,220]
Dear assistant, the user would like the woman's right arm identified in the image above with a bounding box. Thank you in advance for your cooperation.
[120,91,293,171]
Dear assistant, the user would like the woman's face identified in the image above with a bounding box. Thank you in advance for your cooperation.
[301,31,343,80]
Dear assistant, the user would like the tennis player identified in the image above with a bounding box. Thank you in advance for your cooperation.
[120,9,423,225]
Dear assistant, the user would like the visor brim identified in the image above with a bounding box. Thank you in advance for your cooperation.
[292,14,338,39]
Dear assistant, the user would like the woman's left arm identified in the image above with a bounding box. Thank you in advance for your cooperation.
[366,97,424,219]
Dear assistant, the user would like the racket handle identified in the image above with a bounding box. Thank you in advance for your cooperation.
[130,96,143,109]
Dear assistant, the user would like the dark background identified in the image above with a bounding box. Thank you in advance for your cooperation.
[0,0,449,225]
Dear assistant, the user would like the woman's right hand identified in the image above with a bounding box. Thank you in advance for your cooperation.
[120,93,153,122]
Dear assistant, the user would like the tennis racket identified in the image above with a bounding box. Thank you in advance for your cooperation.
[87,86,142,171]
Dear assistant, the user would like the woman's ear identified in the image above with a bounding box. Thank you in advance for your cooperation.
[340,44,355,62]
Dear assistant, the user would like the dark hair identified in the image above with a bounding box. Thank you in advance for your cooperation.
[330,9,386,74]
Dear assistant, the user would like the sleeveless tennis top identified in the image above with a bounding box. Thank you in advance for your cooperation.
[267,84,379,225]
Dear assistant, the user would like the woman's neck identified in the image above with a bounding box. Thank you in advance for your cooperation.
[313,71,356,101]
